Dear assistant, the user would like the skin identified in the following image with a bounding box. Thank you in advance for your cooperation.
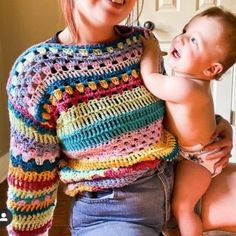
[202,163,236,232]
[44,1,234,235]
[168,16,225,80]
[165,162,236,235]
[59,0,136,45]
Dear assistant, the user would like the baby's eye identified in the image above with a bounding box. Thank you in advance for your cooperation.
[190,37,198,45]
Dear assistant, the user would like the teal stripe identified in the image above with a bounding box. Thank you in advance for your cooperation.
[60,100,165,151]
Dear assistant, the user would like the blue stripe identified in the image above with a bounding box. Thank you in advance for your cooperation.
[165,141,179,161]
[60,101,165,151]
[10,153,59,173]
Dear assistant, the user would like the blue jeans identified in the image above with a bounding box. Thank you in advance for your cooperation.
[70,161,174,236]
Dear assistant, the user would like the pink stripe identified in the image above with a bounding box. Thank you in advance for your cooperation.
[64,119,163,160]
[10,139,59,164]
[103,160,160,178]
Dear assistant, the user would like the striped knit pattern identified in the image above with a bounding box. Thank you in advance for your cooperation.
[6,26,178,235]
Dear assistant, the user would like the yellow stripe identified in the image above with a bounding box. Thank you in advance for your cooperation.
[8,192,57,212]
[67,130,176,170]
[8,183,59,199]
[8,164,58,182]
[57,86,160,136]
[11,207,54,230]
[65,185,93,197]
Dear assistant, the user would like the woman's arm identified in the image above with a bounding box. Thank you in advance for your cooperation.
[202,163,236,232]
[6,49,60,236]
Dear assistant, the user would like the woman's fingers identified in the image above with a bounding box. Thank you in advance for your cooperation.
[215,155,231,169]
[206,146,231,160]
[211,129,219,140]
[204,138,232,152]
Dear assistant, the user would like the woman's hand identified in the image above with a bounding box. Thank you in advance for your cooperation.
[204,118,233,169]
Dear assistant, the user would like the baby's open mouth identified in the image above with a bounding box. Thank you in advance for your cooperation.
[111,0,125,4]
[172,48,181,58]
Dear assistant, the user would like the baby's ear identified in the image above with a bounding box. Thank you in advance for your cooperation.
[203,63,223,78]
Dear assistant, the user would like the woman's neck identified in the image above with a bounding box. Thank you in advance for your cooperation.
[59,25,119,45]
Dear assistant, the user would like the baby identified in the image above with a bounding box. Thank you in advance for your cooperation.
[141,7,236,236]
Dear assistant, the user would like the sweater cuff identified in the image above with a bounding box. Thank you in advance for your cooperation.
[7,220,52,236]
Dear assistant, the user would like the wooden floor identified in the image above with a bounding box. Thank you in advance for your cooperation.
[0,180,235,236]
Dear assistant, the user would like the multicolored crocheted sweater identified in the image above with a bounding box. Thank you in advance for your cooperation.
[6,26,178,235]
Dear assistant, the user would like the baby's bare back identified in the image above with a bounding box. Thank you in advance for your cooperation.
[165,94,216,147]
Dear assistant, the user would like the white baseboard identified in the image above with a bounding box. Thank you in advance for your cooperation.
[0,153,9,183]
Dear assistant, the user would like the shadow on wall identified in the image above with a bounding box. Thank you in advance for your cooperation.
[0,0,64,157]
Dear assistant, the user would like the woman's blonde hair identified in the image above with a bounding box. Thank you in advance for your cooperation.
[60,0,79,43]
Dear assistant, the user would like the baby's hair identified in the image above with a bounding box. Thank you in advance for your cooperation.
[189,7,236,78]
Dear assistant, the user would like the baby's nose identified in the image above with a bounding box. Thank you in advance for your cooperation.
[176,35,185,44]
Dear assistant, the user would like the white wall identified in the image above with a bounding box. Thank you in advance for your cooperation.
[0,0,64,182]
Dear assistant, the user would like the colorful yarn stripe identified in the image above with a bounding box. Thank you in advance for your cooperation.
[60,160,160,183]
[57,86,159,134]
[63,119,163,159]
[65,129,177,171]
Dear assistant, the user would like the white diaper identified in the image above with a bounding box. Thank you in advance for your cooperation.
[180,143,222,177]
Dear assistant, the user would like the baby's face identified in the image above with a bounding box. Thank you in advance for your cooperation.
[168,16,226,79]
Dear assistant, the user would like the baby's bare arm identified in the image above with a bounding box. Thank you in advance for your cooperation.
[141,33,161,75]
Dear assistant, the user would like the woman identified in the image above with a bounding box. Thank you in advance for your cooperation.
[6,0,235,235]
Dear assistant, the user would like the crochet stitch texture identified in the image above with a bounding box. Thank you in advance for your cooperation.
[6,26,178,235]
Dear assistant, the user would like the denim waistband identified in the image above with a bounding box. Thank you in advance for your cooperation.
[77,160,171,198]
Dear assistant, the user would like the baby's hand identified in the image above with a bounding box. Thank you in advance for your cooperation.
[141,30,162,75]
[143,30,160,52]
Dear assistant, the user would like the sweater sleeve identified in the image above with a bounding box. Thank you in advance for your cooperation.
[6,46,60,236]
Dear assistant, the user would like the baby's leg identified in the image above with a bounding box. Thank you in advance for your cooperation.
[172,159,211,236]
